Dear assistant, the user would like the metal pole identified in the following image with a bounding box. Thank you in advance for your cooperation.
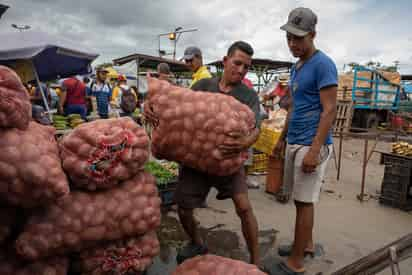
[135,57,140,91]
[337,132,344,181]
[360,139,368,202]
[31,60,52,121]
[173,38,177,60]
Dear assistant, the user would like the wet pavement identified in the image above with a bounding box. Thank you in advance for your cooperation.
[147,210,279,275]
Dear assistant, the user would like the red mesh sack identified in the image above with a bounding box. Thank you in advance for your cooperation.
[0,248,68,275]
[0,206,18,244]
[16,172,161,260]
[59,117,150,190]
[0,122,69,207]
[172,254,266,275]
[146,78,256,176]
[74,231,160,275]
[0,65,31,130]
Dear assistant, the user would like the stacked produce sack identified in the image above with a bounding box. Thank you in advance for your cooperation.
[15,117,161,274]
[0,65,31,130]
[146,77,256,176]
[59,117,150,190]
[0,66,71,274]
[1,66,161,275]
[172,254,266,275]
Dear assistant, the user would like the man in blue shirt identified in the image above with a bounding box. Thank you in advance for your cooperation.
[265,7,337,275]
[90,67,112,118]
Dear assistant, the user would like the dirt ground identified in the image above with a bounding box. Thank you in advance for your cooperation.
[148,138,412,275]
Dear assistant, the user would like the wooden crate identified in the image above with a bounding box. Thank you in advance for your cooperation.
[333,100,353,135]
[337,88,352,102]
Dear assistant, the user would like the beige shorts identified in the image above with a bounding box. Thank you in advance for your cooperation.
[282,143,332,203]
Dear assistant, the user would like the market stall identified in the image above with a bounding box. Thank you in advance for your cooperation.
[0,31,98,119]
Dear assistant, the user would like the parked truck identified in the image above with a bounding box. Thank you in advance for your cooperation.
[338,65,402,129]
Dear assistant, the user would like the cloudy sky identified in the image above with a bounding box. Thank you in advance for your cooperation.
[1,0,412,73]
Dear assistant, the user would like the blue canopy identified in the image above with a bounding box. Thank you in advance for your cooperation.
[0,31,99,81]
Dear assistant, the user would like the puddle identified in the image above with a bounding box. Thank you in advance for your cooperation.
[147,213,279,274]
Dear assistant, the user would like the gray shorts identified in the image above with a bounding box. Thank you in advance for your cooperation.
[282,144,332,203]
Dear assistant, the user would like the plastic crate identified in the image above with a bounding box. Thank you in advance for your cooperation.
[247,153,269,174]
[252,127,281,155]
[380,153,412,210]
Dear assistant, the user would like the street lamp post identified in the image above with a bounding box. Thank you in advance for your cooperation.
[11,24,31,32]
[158,27,198,60]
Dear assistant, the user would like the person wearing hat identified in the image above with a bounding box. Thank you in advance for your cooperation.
[89,67,112,119]
[111,75,127,107]
[265,7,338,275]
[182,46,212,88]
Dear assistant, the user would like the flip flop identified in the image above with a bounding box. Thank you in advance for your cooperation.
[278,243,324,258]
[263,258,305,275]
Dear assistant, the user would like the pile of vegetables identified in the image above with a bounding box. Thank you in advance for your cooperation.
[144,160,177,186]
[53,114,85,130]
[172,255,266,275]
[146,77,256,176]
[67,113,85,128]
[0,66,31,130]
[53,115,69,130]
[392,141,412,156]
[59,117,150,190]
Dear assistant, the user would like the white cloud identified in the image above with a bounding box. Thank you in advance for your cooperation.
[1,0,411,73]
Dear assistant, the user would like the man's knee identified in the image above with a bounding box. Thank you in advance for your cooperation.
[234,196,253,218]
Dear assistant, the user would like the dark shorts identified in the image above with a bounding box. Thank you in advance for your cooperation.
[174,166,247,209]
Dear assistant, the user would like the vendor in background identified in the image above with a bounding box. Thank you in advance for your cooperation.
[157,62,172,82]
[31,82,51,109]
[183,46,212,88]
[32,105,51,125]
[263,73,290,110]
[59,77,88,120]
[89,67,112,119]
[111,75,128,107]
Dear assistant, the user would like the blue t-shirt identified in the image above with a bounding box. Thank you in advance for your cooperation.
[90,82,112,116]
[287,51,338,145]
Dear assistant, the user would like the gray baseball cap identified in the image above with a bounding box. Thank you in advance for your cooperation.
[182,46,202,60]
[280,7,317,37]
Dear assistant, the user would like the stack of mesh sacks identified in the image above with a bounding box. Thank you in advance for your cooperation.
[0,66,70,274]
[15,117,161,275]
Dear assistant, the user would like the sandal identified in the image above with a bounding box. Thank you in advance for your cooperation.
[278,243,324,258]
[263,258,305,275]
